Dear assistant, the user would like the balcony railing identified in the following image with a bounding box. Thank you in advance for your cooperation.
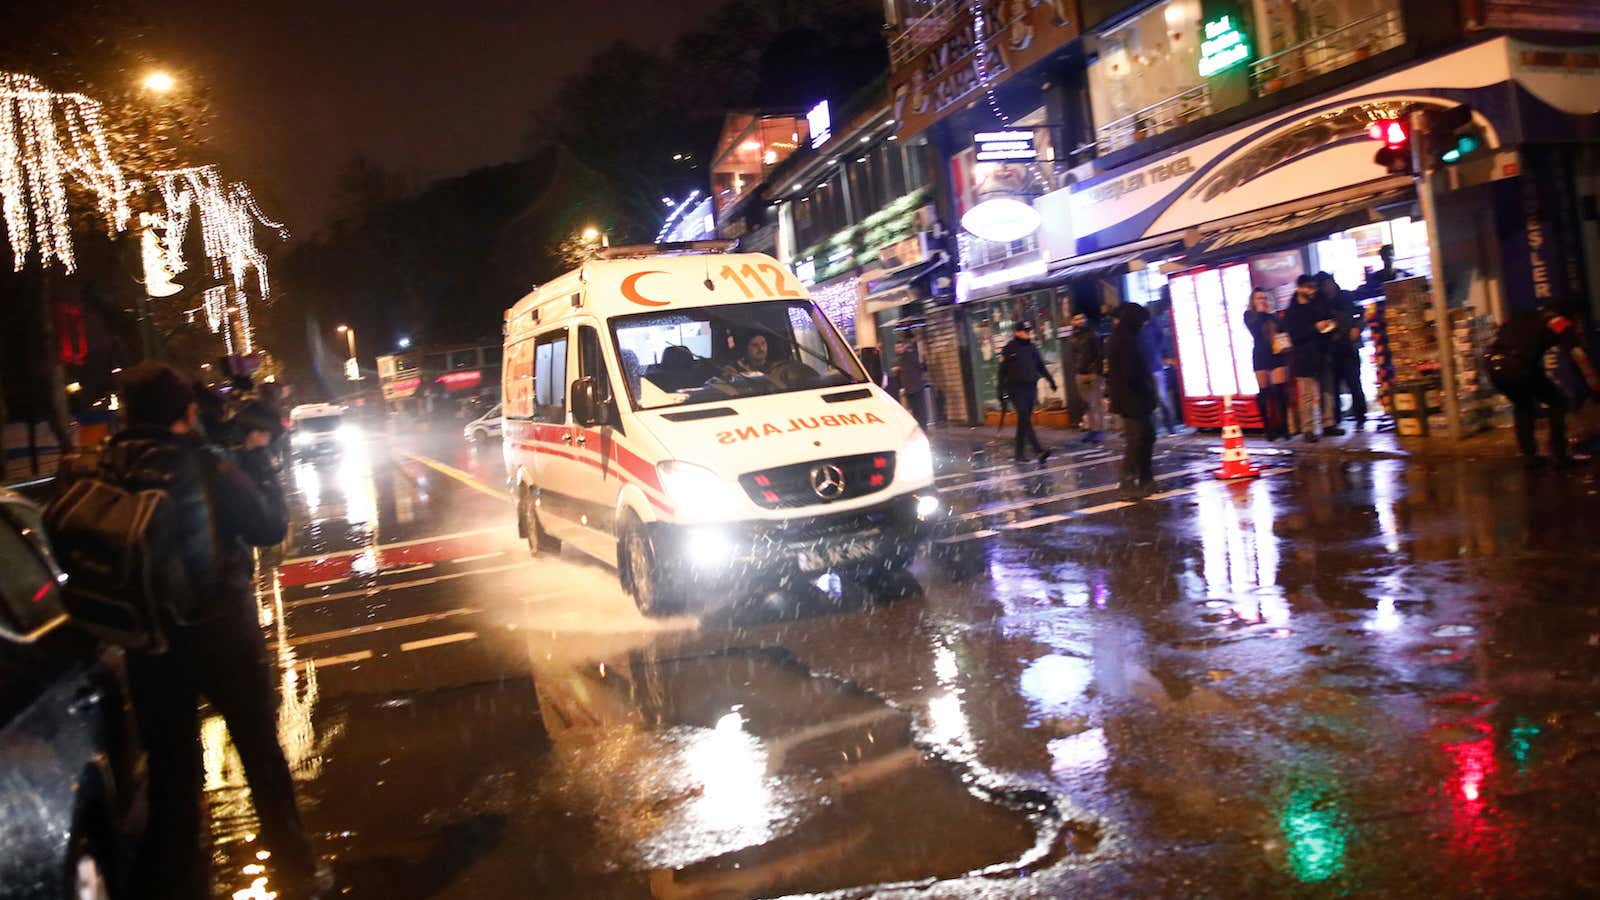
[889,0,963,66]
[1095,83,1214,155]
[1250,9,1405,96]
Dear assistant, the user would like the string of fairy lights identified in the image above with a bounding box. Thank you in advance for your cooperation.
[0,72,131,272]
[0,70,285,356]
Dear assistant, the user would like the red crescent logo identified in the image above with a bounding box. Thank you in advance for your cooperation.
[621,270,671,307]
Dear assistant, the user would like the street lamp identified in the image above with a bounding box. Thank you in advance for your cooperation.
[336,324,360,381]
[581,226,609,248]
[397,336,412,350]
[142,71,177,94]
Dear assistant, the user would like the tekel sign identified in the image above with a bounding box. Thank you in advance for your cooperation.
[974,130,1038,162]
[1198,14,1250,77]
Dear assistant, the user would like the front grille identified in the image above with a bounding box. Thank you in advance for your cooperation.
[739,452,897,509]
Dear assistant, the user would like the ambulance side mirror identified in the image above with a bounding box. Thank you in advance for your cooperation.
[570,377,607,427]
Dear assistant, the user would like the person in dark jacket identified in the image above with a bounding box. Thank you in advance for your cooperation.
[1282,275,1335,442]
[999,321,1058,463]
[1488,304,1600,466]
[1068,313,1106,443]
[58,363,326,900]
[897,339,929,427]
[1243,288,1289,440]
[1317,272,1364,431]
[1107,303,1158,496]
[1144,291,1182,434]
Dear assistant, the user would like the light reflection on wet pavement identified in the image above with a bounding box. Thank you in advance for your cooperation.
[204,421,1600,898]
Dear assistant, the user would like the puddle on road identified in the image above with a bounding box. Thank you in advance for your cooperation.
[535,646,1075,897]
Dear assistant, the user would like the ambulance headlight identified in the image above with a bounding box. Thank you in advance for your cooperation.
[898,431,934,486]
[658,461,744,519]
[916,494,941,519]
[685,526,734,568]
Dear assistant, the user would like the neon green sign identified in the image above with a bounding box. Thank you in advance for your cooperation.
[1198,14,1251,77]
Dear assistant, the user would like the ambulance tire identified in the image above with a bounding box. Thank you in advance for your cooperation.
[619,517,685,617]
[520,487,561,556]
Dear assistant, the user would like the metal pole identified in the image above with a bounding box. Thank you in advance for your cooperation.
[1410,109,1463,441]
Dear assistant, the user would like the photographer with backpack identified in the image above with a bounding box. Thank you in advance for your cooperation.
[49,363,326,899]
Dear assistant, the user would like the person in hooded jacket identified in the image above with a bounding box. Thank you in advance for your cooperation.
[56,363,327,899]
[1488,303,1600,466]
[1107,302,1158,496]
[999,321,1058,463]
[1282,275,1335,441]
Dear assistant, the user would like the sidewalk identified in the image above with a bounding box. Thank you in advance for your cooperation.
[932,405,1600,462]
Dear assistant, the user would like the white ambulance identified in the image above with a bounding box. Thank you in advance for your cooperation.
[501,243,939,615]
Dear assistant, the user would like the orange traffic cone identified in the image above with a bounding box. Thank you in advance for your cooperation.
[1215,397,1260,481]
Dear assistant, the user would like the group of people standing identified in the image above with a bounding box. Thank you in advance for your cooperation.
[1000,302,1170,497]
[1245,271,1367,442]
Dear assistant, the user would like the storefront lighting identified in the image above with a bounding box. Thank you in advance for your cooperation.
[956,257,1048,303]
[1198,14,1250,77]
[961,197,1041,243]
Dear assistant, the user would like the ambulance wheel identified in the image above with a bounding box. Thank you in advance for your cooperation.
[520,488,560,556]
[620,519,683,617]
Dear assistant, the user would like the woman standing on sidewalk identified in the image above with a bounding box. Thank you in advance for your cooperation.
[1244,288,1290,440]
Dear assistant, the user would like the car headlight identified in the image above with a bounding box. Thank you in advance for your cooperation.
[337,423,362,445]
[657,461,746,520]
[898,430,934,486]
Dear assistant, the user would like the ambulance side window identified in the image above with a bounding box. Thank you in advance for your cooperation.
[504,338,535,419]
[578,325,624,431]
[533,330,568,423]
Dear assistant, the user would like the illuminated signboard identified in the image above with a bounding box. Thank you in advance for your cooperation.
[974,130,1038,162]
[1198,15,1250,77]
[807,100,831,148]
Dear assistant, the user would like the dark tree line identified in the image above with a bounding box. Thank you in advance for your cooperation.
[267,0,887,397]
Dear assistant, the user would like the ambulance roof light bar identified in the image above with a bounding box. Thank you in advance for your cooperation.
[596,240,738,260]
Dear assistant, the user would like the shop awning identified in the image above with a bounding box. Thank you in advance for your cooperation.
[1181,182,1416,264]
[864,252,948,313]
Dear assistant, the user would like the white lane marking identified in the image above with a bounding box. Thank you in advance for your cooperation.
[935,447,1107,484]
[281,526,509,566]
[956,465,1209,521]
[305,575,351,590]
[937,452,1138,494]
[1078,500,1135,515]
[299,650,372,669]
[1002,514,1068,530]
[285,608,477,647]
[386,563,434,576]
[452,551,505,564]
[283,560,535,610]
[937,465,1292,542]
[401,631,479,652]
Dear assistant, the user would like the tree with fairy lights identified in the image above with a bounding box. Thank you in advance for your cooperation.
[0,70,133,458]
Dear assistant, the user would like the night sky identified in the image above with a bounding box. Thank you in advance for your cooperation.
[137,0,728,235]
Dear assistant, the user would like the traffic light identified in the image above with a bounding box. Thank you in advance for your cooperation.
[1422,104,1486,165]
[1368,118,1413,175]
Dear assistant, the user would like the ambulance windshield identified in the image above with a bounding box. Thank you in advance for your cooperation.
[610,300,867,410]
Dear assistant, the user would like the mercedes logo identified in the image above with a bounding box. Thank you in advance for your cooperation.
[810,463,846,500]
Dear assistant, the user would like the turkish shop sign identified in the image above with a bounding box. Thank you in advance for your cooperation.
[890,0,1080,140]
[1198,14,1250,77]
[974,129,1038,161]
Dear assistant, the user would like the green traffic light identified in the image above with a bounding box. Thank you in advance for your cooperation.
[1442,134,1482,164]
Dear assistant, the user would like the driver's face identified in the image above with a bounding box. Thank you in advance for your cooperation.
[746,335,768,365]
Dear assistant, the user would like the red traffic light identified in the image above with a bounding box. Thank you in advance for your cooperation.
[1367,119,1408,148]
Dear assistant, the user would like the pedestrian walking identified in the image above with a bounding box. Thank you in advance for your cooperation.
[1283,275,1335,442]
[897,340,928,427]
[1317,272,1365,431]
[1244,288,1290,440]
[55,364,328,899]
[999,320,1058,463]
[1145,290,1182,434]
[1487,303,1600,467]
[1107,302,1158,496]
[1068,313,1106,443]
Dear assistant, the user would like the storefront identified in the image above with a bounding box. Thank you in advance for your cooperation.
[1040,35,1600,434]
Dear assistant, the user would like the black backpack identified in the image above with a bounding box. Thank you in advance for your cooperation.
[42,450,211,655]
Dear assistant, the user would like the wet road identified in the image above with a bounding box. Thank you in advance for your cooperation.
[207,421,1600,899]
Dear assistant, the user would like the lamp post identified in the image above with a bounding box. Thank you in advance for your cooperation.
[337,324,360,380]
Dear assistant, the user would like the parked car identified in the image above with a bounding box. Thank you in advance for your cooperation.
[463,403,503,446]
[1,490,145,900]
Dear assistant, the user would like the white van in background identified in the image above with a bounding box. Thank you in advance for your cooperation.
[502,243,939,615]
[288,403,351,456]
